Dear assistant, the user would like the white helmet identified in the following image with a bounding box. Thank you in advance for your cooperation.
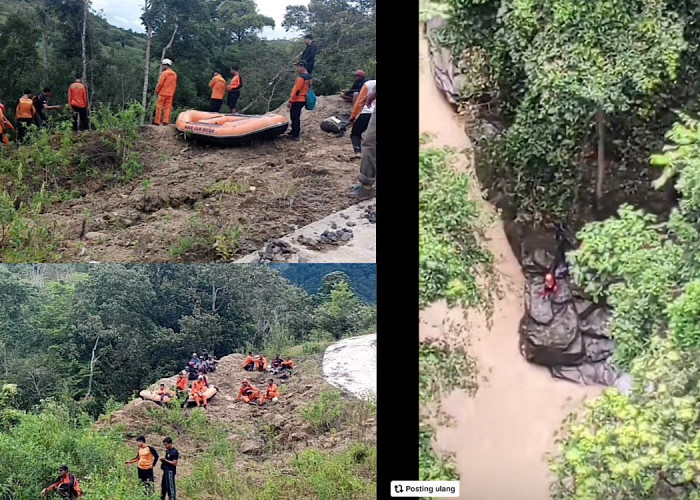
[162,59,173,66]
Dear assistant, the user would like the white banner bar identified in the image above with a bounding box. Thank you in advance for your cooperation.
[390,481,460,497]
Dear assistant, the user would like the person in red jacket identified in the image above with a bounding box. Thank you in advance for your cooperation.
[68,75,89,132]
[41,465,83,498]
[286,62,313,141]
[228,66,243,113]
[155,59,178,125]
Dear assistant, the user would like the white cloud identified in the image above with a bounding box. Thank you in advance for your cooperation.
[94,0,310,39]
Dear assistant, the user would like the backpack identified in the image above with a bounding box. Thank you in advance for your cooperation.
[305,87,316,111]
[320,115,351,134]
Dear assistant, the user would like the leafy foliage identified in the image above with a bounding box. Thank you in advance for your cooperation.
[552,114,700,497]
[419,146,493,309]
[300,390,345,434]
[419,342,477,406]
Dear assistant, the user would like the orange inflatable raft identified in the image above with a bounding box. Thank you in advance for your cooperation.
[175,110,289,144]
[139,386,218,406]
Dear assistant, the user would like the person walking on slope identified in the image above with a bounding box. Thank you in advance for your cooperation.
[16,89,36,141]
[33,86,62,128]
[160,437,179,500]
[286,62,313,141]
[349,84,376,199]
[155,59,178,125]
[349,78,376,153]
[0,103,14,146]
[208,71,227,112]
[125,435,159,493]
[300,34,318,75]
[41,465,82,498]
[68,76,89,132]
[228,66,243,113]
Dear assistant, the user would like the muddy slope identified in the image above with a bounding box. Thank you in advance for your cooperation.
[100,347,377,499]
[419,31,602,500]
[43,96,371,263]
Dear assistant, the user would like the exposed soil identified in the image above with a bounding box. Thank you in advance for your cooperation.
[98,344,377,499]
[420,31,602,500]
[42,96,371,263]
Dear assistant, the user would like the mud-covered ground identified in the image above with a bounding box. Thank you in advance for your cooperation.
[42,96,370,263]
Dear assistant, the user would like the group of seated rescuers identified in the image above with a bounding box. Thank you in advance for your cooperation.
[154,351,295,408]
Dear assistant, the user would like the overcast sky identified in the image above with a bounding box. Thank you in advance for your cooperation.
[91,0,309,40]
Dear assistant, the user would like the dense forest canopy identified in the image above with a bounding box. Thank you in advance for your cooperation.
[270,263,377,303]
[0,264,376,416]
[0,0,376,117]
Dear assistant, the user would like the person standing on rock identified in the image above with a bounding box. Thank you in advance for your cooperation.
[125,436,159,494]
[348,78,376,154]
[348,84,376,199]
[286,62,313,142]
[228,66,243,113]
[68,75,89,132]
[208,71,227,112]
[155,59,178,126]
[160,437,179,500]
[300,34,318,75]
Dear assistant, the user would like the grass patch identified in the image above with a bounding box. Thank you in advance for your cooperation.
[168,214,242,261]
[419,425,459,482]
[419,145,494,310]
[419,341,477,406]
[300,390,345,434]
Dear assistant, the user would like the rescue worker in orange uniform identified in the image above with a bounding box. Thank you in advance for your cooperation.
[190,375,209,408]
[259,379,280,405]
[155,59,178,125]
[228,66,242,113]
[281,358,295,370]
[236,379,261,404]
[157,383,173,403]
[125,436,159,494]
[175,370,189,399]
[286,62,313,141]
[68,75,89,132]
[16,89,36,141]
[255,354,267,372]
[243,352,255,371]
[0,103,14,146]
[41,465,82,498]
[209,71,227,112]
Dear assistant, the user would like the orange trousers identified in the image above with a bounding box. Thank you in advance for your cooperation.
[192,393,208,406]
[155,94,174,124]
[242,389,261,403]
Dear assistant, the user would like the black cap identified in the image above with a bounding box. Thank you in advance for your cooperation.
[304,34,313,40]
[59,465,69,472]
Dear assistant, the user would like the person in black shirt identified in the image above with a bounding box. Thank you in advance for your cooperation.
[300,34,318,75]
[160,437,179,500]
[341,71,366,103]
[33,86,62,128]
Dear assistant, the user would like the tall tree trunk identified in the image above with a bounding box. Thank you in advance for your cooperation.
[596,109,606,205]
[41,0,50,72]
[86,336,100,398]
[142,23,153,112]
[157,24,179,81]
[82,0,89,84]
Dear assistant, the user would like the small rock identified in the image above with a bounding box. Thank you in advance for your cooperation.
[290,433,308,442]
[340,213,350,219]
[347,221,356,227]
[84,231,105,241]
[341,232,352,241]
[331,222,337,229]
[240,440,263,455]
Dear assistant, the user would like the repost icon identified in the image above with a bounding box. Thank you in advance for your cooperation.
[391,481,460,497]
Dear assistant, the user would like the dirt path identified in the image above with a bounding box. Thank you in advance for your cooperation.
[43,96,374,263]
[419,30,602,500]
